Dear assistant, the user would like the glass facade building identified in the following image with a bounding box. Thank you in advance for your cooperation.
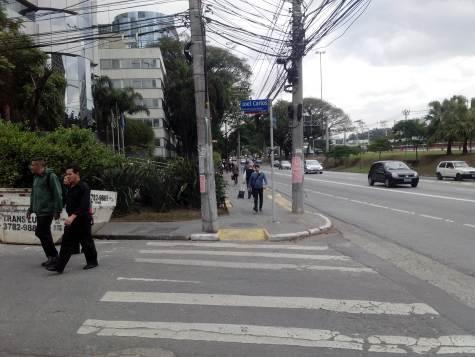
[111,11,178,48]
[1,0,98,126]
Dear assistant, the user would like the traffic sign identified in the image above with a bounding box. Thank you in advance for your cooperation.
[240,99,270,113]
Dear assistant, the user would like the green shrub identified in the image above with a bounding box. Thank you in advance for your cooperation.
[0,121,122,188]
[124,118,154,154]
[0,121,226,213]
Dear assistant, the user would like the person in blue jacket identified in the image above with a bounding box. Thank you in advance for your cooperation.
[249,164,268,213]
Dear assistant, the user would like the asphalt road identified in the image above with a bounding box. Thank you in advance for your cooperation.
[269,169,475,276]
[1,238,475,357]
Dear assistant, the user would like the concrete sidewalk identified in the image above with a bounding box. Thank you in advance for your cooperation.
[93,178,331,241]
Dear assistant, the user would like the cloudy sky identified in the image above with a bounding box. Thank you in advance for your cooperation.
[98,0,475,128]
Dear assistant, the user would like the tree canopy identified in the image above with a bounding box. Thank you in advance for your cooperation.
[159,38,251,159]
[0,7,66,130]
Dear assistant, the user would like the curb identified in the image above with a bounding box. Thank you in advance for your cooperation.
[267,214,332,242]
[190,233,219,241]
[93,234,189,241]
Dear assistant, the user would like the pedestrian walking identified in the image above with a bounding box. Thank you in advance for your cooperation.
[27,158,63,268]
[244,162,255,199]
[231,164,239,185]
[47,165,98,274]
[249,164,267,213]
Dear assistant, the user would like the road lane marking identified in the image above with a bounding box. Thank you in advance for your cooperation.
[464,224,475,229]
[78,320,475,354]
[100,291,438,316]
[139,249,349,261]
[117,277,200,284]
[135,258,375,273]
[419,214,443,221]
[135,258,374,273]
[146,242,329,251]
[272,171,475,204]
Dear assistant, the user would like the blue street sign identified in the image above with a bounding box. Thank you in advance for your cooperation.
[240,99,270,113]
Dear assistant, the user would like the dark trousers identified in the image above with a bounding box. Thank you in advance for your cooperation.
[35,215,58,258]
[56,216,97,272]
[253,188,264,211]
[246,178,252,199]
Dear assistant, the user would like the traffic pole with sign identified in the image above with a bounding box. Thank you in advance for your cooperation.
[269,100,277,223]
[240,98,277,223]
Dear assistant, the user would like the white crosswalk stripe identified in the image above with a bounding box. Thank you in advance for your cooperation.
[139,249,349,261]
[77,240,475,355]
[146,241,329,251]
[101,291,439,316]
[135,257,376,273]
[78,320,475,354]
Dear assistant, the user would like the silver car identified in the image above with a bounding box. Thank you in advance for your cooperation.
[304,160,323,174]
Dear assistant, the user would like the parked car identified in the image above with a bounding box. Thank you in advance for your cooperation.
[273,160,280,168]
[304,160,323,174]
[436,161,475,181]
[368,160,419,188]
[279,160,292,170]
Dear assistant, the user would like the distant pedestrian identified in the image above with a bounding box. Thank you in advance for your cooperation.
[231,164,239,185]
[244,162,255,199]
[27,158,63,268]
[48,165,97,274]
[249,164,267,213]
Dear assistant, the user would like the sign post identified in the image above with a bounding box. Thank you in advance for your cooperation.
[240,99,277,223]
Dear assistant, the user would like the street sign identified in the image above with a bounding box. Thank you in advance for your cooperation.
[240,99,270,113]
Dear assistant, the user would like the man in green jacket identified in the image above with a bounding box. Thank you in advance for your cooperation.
[27,158,63,267]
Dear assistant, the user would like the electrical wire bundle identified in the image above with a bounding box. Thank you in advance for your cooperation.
[1,0,189,56]
[203,0,372,100]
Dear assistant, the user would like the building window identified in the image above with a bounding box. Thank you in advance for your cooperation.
[135,99,160,108]
[153,118,161,128]
[100,59,112,69]
[131,59,141,69]
[101,58,160,69]
[110,79,121,88]
[132,79,142,88]
[155,138,161,147]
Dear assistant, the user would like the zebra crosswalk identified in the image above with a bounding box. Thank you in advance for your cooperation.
[77,240,475,355]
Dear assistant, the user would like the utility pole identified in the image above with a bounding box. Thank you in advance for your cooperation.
[316,51,328,152]
[291,0,304,214]
[189,0,218,233]
[268,101,277,222]
[402,109,410,121]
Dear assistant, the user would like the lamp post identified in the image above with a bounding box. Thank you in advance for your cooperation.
[316,51,328,152]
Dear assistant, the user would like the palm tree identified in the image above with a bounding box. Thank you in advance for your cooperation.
[426,96,467,155]
[92,76,149,147]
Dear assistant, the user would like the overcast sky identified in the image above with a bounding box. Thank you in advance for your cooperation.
[98,0,475,128]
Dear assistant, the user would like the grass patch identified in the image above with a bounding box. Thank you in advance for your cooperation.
[329,150,475,176]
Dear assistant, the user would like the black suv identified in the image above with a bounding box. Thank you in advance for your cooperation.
[368,161,419,188]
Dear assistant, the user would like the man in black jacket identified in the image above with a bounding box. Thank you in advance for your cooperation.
[48,165,98,273]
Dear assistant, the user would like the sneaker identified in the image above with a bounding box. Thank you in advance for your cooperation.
[253,207,258,213]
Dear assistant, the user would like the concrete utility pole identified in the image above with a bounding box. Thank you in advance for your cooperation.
[316,51,328,152]
[189,0,218,233]
[291,0,304,214]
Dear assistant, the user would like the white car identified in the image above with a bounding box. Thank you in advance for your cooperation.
[304,160,323,174]
[279,160,291,170]
[436,161,475,181]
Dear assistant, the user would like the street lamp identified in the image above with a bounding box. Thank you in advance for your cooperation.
[315,51,328,152]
